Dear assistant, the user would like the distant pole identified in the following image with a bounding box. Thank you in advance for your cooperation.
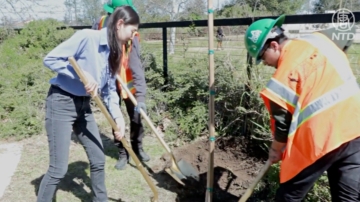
[205,0,215,201]
[340,0,343,9]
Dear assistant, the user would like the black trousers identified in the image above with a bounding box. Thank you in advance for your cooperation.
[112,97,145,158]
[275,137,360,202]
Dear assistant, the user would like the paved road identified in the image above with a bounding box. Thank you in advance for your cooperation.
[0,143,22,199]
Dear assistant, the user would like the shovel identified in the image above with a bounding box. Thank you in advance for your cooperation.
[116,74,199,186]
[68,57,159,202]
[238,160,271,202]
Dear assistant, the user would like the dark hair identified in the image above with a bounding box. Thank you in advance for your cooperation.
[258,26,288,59]
[107,6,140,76]
[265,26,288,45]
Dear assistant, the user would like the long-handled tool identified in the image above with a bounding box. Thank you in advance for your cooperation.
[238,160,271,202]
[68,57,159,202]
[205,0,216,201]
[116,74,199,186]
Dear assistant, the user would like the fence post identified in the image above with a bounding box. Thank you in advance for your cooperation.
[162,27,168,86]
[243,52,252,137]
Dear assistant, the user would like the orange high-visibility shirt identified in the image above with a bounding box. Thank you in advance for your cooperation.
[261,32,360,183]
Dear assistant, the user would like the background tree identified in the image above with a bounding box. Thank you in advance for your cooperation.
[64,0,103,25]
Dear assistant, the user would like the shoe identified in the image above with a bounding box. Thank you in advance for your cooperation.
[114,156,128,170]
[135,148,150,162]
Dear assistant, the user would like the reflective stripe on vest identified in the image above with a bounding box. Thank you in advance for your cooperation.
[98,15,108,30]
[265,78,299,107]
[117,32,140,99]
[261,78,298,137]
[126,80,135,91]
[288,79,359,137]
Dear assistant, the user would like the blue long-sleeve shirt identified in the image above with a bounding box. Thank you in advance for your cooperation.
[43,27,123,120]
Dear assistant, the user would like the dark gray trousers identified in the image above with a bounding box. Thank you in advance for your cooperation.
[276,137,360,202]
[112,97,145,158]
[37,85,107,202]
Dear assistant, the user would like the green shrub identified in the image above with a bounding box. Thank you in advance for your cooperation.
[0,27,16,44]
[0,19,75,139]
[142,51,273,144]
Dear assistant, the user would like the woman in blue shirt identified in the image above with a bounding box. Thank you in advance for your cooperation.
[36,6,139,202]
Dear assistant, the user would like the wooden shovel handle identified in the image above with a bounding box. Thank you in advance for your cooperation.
[238,160,272,202]
[116,75,173,153]
[68,58,119,131]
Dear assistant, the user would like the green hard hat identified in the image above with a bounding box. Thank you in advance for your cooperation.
[103,0,137,14]
[244,14,285,62]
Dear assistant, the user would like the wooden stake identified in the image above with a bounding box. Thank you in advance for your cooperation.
[205,0,215,201]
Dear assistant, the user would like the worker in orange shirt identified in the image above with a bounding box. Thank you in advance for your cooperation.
[91,0,150,170]
[244,14,360,201]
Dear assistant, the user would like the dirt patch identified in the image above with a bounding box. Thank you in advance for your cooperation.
[150,136,269,202]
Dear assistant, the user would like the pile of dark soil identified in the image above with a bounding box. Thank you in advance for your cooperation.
[150,136,271,202]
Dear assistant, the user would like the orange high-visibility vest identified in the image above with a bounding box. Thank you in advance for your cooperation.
[116,32,140,99]
[95,15,140,99]
[260,32,360,183]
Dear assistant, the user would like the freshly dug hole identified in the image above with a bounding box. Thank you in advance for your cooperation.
[151,136,271,202]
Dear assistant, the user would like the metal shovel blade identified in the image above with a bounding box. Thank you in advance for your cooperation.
[164,168,186,186]
[177,159,200,182]
[163,155,199,186]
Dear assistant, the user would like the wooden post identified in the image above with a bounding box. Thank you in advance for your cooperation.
[162,27,168,86]
[205,0,215,201]
[243,52,252,138]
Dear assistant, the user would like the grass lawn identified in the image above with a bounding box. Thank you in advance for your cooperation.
[1,132,179,202]
[0,106,181,202]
